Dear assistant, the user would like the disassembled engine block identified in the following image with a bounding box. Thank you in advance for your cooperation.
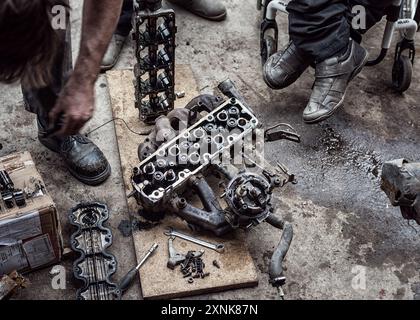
[70,203,120,300]
[133,0,177,124]
[132,97,261,227]
[131,79,299,295]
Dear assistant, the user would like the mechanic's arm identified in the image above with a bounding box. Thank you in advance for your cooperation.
[50,0,124,136]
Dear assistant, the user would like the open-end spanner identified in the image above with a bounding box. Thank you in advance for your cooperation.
[164,227,225,253]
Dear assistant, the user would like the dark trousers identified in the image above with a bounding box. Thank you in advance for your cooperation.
[22,0,133,126]
[116,0,134,36]
[287,0,395,63]
[21,2,72,128]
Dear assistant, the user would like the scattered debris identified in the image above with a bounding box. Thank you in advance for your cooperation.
[131,79,297,297]
[0,271,28,300]
[318,124,382,179]
[24,177,46,199]
[118,220,134,237]
[118,218,160,237]
[320,124,344,154]
[165,236,209,283]
[176,91,186,99]
[180,251,209,284]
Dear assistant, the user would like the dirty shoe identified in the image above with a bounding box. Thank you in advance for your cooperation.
[37,119,111,186]
[167,0,227,21]
[101,34,127,72]
[303,40,369,124]
[263,41,310,89]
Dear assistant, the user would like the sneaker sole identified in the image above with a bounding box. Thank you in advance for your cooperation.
[195,11,227,21]
[303,51,369,124]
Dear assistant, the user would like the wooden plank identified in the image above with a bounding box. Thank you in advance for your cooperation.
[106,66,258,299]
[0,275,18,300]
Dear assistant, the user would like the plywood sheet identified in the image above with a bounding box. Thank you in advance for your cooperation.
[106,66,258,299]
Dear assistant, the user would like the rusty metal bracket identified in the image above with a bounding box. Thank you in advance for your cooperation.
[265,123,301,143]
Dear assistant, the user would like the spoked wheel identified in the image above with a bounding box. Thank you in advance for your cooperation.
[261,36,277,66]
[392,55,413,93]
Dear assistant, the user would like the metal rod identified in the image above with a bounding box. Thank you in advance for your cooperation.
[136,243,159,270]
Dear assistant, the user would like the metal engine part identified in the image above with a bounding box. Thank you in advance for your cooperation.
[137,94,225,161]
[70,203,120,300]
[381,159,420,225]
[131,80,299,234]
[131,79,299,297]
[224,170,282,228]
[0,170,26,209]
[133,0,177,124]
[132,98,260,212]
[166,166,283,234]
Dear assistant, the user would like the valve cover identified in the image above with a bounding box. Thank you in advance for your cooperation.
[70,203,120,300]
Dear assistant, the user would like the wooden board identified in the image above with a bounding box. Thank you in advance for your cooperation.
[106,66,258,299]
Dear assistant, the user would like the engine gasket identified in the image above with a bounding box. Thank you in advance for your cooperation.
[69,202,121,300]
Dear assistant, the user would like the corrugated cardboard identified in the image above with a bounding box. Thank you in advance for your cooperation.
[0,151,62,275]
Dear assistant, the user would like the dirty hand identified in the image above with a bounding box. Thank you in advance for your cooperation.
[49,78,95,136]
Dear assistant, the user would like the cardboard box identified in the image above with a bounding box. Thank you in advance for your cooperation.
[0,152,63,275]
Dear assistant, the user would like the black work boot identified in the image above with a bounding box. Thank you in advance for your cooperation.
[303,40,369,124]
[263,41,310,89]
[167,0,227,21]
[37,118,111,186]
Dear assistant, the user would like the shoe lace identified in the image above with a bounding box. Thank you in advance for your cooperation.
[61,135,90,152]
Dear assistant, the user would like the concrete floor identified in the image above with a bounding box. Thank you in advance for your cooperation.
[1,0,419,300]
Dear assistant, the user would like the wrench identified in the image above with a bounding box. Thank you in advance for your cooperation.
[164,227,225,253]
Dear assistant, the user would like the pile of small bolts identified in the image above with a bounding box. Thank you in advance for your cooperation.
[180,251,209,284]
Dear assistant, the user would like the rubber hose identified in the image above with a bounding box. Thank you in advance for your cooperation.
[268,222,293,286]
[266,214,285,230]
